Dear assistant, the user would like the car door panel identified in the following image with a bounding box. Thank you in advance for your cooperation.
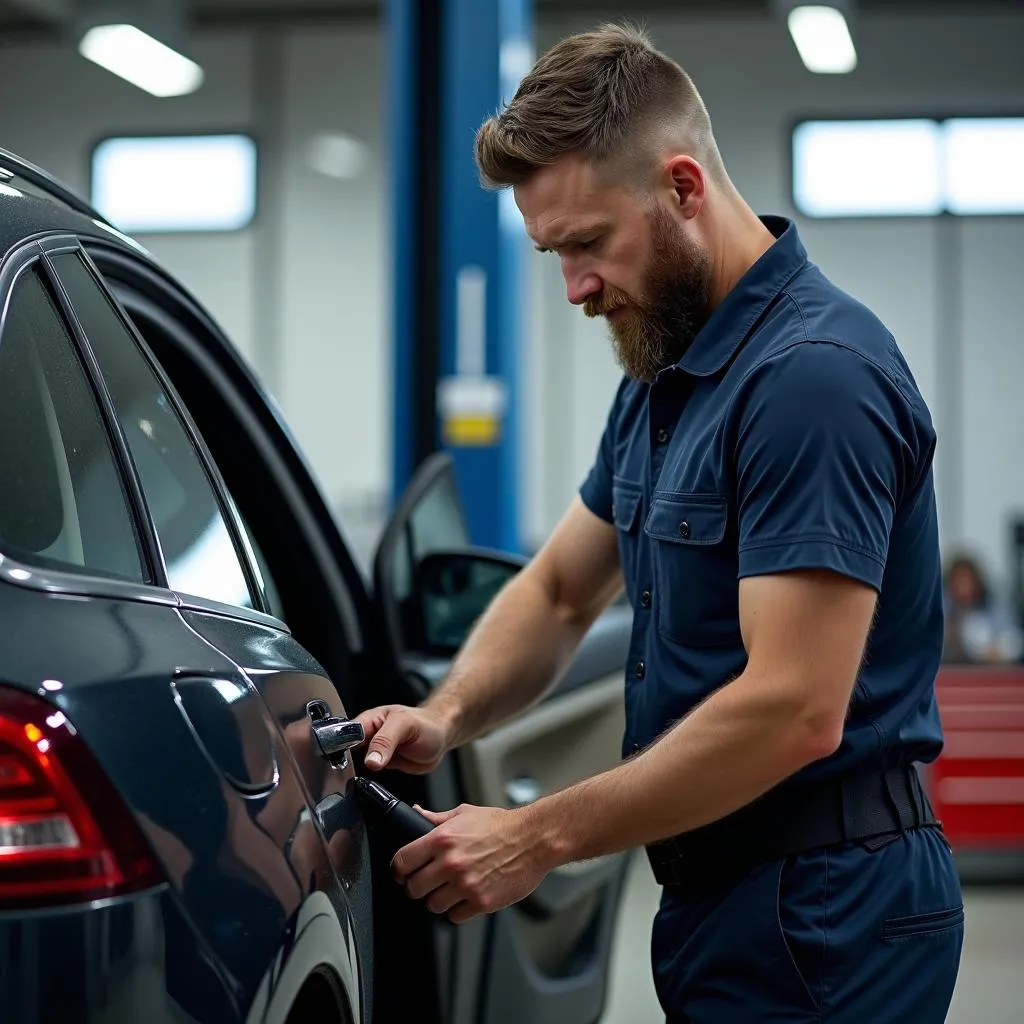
[374,455,633,1024]
[179,610,367,1024]
[179,610,369,906]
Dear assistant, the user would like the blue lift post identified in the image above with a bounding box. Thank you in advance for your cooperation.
[388,0,533,553]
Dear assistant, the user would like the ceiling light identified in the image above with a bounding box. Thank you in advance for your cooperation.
[79,23,203,97]
[787,5,857,74]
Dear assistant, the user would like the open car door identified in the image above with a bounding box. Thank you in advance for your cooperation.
[371,453,633,1024]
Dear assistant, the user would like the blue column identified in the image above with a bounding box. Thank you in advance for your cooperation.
[389,0,533,552]
[437,0,533,553]
[386,0,423,511]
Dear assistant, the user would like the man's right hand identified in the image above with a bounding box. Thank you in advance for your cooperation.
[354,704,453,774]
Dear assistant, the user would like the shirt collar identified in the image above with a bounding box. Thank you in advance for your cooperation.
[675,216,808,378]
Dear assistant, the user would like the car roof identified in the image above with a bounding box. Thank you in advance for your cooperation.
[0,146,147,258]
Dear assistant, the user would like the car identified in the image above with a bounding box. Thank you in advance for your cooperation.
[0,147,633,1024]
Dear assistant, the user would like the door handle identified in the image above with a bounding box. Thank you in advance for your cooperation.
[307,699,364,770]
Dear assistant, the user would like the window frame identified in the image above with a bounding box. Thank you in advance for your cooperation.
[44,239,275,623]
[0,236,165,601]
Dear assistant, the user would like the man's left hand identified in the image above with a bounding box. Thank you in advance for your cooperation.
[392,804,550,924]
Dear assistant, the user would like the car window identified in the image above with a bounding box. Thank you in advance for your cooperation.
[51,252,254,609]
[0,264,144,582]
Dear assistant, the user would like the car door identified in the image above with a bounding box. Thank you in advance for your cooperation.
[372,453,634,1024]
[47,241,370,1024]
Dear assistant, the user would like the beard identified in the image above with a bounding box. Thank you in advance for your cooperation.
[584,208,712,383]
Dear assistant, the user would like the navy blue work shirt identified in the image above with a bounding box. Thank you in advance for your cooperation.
[581,216,945,781]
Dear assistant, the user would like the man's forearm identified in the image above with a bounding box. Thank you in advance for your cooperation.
[523,667,840,869]
[424,570,599,748]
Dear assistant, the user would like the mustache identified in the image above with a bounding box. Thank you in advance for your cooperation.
[583,286,636,319]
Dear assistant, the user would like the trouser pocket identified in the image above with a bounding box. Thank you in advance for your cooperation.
[881,904,965,941]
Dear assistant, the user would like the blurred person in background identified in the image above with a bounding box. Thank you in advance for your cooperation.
[943,552,1024,664]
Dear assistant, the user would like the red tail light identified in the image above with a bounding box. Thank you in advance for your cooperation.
[0,686,164,907]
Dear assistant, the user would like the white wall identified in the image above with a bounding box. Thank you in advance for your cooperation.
[1,9,1021,583]
[278,23,388,525]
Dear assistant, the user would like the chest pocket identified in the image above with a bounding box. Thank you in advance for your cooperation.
[612,477,643,595]
[644,493,741,646]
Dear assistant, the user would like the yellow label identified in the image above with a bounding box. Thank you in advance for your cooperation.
[443,415,501,446]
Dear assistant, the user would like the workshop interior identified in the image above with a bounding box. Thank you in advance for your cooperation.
[0,1,1021,1022]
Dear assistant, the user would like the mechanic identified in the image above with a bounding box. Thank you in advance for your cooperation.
[357,22,964,1023]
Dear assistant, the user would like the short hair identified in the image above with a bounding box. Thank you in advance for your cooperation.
[475,22,724,190]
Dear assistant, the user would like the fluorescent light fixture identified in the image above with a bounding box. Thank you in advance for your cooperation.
[793,119,942,217]
[79,23,203,98]
[944,118,1024,215]
[92,135,257,233]
[787,5,857,74]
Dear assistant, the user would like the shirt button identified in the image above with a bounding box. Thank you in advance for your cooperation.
[640,589,652,608]
[678,521,690,539]
[635,660,646,679]
[656,428,670,444]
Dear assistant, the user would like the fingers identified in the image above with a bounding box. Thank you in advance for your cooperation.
[353,706,394,747]
[362,708,417,769]
[413,804,461,826]
[391,834,436,885]
[424,883,467,917]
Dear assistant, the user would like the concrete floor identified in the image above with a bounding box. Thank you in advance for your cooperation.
[601,854,1024,1024]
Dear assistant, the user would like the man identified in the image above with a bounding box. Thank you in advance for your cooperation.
[357,23,964,1022]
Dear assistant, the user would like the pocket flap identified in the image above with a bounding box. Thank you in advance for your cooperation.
[644,493,728,545]
[612,479,642,531]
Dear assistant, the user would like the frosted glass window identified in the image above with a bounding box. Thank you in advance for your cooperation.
[91,135,257,233]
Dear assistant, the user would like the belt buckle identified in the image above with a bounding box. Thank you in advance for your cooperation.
[648,838,698,889]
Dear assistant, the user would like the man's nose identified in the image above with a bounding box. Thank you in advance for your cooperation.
[563,263,602,306]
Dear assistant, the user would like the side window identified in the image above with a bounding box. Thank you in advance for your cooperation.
[0,264,144,582]
[51,252,253,609]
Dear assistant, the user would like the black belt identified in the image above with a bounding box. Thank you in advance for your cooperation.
[646,765,939,890]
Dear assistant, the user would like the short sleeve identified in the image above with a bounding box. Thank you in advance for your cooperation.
[733,342,917,591]
[579,377,629,524]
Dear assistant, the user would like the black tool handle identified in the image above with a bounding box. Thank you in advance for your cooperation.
[382,800,435,846]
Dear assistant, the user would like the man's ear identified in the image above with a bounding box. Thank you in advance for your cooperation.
[664,155,705,219]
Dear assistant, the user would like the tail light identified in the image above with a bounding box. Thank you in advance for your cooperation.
[0,686,164,907]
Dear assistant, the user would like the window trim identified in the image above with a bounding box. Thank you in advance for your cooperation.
[47,242,270,619]
[36,236,165,587]
[0,237,159,595]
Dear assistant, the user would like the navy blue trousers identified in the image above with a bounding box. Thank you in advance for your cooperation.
[653,827,964,1023]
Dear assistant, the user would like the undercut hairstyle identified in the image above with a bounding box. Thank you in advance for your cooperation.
[475,22,725,190]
